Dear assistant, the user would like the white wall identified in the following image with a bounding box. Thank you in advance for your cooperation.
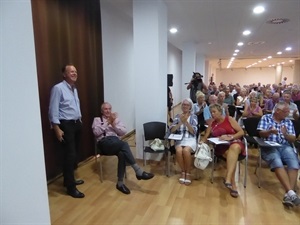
[0,1,50,224]
[215,66,294,86]
[167,43,182,106]
[100,0,135,131]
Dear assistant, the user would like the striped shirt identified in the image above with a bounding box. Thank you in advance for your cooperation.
[257,114,295,144]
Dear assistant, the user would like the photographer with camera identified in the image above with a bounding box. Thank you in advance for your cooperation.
[187,72,208,103]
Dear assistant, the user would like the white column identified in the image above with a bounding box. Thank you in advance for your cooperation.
[293,59,300,84]
[196,54,205,78]
[182,42,196,99]
[275,64,283,84]
[1,1,51,224]
[133,0,167,159]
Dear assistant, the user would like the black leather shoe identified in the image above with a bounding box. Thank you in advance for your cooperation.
[136,171,154,180]
[75,180,84,185]
[67,188,85,198]
[64,180,84,187]
[116,184,131,195]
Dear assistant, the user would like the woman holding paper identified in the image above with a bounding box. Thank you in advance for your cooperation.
[200,103,245,197]
[169,98,198,185]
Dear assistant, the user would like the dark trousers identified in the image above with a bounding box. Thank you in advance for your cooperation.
[59,120,82,189]
[97,136,136,180]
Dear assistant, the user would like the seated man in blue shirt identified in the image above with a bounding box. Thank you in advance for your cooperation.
[257,101,300,207]
[204,94,226,125]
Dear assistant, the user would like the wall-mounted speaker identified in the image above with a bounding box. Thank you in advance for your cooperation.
[167,74,173,87]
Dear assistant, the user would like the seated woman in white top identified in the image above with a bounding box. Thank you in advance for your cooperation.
[168,98,198,186]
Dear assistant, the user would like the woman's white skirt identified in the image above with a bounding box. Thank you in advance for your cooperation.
[175,137,197,152]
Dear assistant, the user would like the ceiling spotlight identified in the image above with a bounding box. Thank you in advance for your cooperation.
[285,47,292,51]
[289,60,293,62]
[253,6,265,14]
[243,30,251,36]
[277,51,282,55]
[169,28,178,33]
[237,42,244,46]
[263,58,267,61]
[234,49,240,53]
[233,53,237,56]
[267,56,272,59]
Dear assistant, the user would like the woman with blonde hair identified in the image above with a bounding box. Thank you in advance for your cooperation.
[168,98,198,185]
[201,103,245,197]
[242,97,263,118]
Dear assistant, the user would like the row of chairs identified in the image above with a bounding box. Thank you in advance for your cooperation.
[94,121,248,188]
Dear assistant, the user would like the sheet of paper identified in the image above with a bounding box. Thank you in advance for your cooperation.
[264,141,281,146]
[168,133,183,140]
[207,137,229,145]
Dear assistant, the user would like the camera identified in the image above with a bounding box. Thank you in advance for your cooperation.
[191,72,203,85]
[192,72,202,79]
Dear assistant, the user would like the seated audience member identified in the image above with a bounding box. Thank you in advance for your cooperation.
[257,102,300,207]
[242,97,263,118]
[282,90,299,120]
[260,88,272,108]
[200,104,245,198]
[204,94,224,125]
[244,90,258,107]
[264,92,280,114]
[92,102,154,195]
[169,98,198,185]
[218,82,226,92]
[233,86,241,105]
[218,91,230,116]
[291,86,300,102]
[192,91,207,137]
[224,86,235,105]
[236,88,248,107]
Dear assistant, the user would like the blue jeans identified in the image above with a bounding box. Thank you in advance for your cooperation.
[261,144,299,171]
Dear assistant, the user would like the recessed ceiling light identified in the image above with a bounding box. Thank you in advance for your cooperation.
[233,53,237,56]
[243,30,251,36]
[289,60,293,62]
[234,49,240,53]
[277,51,282,55]
[267,56,272,59]
[237,42,244,46]
[169,28,178,33]
[263,58,267,61]
[253,6,265,14]
[285,47,292,51]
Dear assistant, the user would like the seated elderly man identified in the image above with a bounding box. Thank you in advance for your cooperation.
[282,90,299,120]
[203,94,226,125]
[257,101,300,207]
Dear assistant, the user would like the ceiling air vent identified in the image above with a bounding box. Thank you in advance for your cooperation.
[266,18,290,24]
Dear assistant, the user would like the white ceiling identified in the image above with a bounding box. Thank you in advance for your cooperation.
[107,0,300,69]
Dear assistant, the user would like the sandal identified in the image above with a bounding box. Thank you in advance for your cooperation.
[185,173,192,186]
[179,172,185,184]
[230,189,239,198]
[223,180,233,190]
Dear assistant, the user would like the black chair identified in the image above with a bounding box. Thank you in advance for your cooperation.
[243,117,261,146]
[209,137,248,188]
[292,120,300,150]
[293,100,300,113]
[143,121,171,176]
[227,105,236,118]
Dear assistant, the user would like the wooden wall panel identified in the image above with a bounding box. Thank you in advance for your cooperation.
[31,0,103,180]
